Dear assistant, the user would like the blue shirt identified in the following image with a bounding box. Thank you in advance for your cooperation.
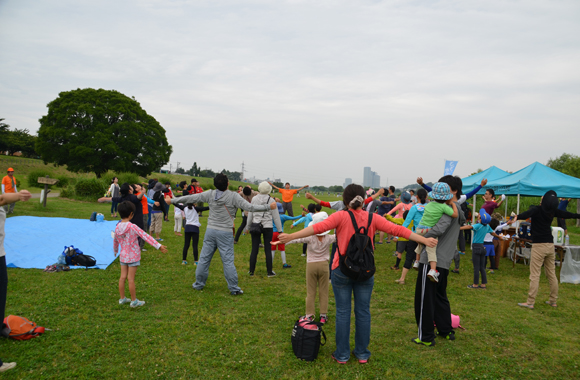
[558,199,569,211]
[403,203,426,232]
[273,214,301,233]
[472,223,493,244]
[292,213,313,228]
[377,196,395,215]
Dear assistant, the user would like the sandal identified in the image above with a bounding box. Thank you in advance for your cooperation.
[467,285,480,289]
[394,279,405,285]
[390,266,400,271]
[517,303,534,309]
[545,301,557,307]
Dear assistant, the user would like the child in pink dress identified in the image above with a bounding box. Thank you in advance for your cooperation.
[114,201,167,308]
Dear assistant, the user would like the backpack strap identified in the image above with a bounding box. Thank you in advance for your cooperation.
[346,210,360,232]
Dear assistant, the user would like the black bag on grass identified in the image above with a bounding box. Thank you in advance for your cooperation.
[337,210,376,282]
[291,317,326,361]
[70,254,96,268]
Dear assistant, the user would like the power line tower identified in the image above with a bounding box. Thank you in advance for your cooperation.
[241,161,245,181]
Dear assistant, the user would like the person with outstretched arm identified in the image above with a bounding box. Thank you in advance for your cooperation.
[508,190,580,309]
[268,182,309,217]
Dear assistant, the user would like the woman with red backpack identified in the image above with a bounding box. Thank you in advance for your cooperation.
[275,184,437,364]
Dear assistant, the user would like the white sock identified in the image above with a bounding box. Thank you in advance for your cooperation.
[271,250,275,260]
[281,251,287,264]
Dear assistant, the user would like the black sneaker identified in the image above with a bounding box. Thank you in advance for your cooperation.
[437,331,455,341]
[248,271,254,276]
[230,290,244,296]
[412,337,436,346]
[267,272,277,278]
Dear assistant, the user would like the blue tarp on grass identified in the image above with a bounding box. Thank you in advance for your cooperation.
[4,216,119,269]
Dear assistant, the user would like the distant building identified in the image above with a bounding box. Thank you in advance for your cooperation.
[363,167,380,188]
[344,178,352,188]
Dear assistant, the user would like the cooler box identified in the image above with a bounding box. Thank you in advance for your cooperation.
[552,227,565,245]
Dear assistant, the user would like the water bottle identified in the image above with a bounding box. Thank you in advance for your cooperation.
[565,235,569,246]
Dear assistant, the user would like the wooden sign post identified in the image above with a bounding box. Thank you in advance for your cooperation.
[37,176,59,208]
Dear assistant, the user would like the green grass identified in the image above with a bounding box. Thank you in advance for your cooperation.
[2,192,580,378]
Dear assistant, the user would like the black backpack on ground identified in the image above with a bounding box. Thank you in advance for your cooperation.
[71,254,97,268]
[337,210,376,282]
[291,318,326,361]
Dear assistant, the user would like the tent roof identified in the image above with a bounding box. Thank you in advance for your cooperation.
[461,166,510,195]
[481,162,580,197]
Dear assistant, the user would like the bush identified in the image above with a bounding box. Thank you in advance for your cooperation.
[55,175,71,188]
[60,186,75,198]
[27,169,54,188]
[158,176,173,186]
[75,178,107,199]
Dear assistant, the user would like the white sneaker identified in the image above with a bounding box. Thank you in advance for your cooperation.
[413,261,420,270]
[119,297,131,305]
[427,269,439,283]
[130,299,146,308]
[0,362,16,372]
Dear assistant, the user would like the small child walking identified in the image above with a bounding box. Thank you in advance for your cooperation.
[174,203,185,236]
[461,209,501,289]
[413,182,458,282]
[114,201,168,307]
[278,212,335,324]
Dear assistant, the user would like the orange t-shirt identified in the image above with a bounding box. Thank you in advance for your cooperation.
[138,192,148,214]
[279,189,298,203]
[2,175,16,193]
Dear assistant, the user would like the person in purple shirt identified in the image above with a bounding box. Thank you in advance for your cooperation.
[481,188,504,216]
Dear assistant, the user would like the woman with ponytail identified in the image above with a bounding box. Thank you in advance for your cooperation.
[274,184,437,364]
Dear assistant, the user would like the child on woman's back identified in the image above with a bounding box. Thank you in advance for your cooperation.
[114,201,168,307]
[414,182,458,282]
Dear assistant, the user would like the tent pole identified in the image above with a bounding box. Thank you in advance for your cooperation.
[505,196,508,219]
[517,194,520,215]
[471,194,477,248]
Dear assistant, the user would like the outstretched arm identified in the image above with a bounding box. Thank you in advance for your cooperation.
[0,190,31,206]
[268,182,281,191]
[296,185,309,192]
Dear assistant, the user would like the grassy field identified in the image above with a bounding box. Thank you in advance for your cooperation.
[1,191,580,380]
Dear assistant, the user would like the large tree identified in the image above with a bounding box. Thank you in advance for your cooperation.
[37,88,172,177]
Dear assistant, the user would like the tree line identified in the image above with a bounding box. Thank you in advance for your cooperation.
[0,119,37,158]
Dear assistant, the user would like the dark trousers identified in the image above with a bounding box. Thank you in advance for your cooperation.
[472,243,487,285]
[282,202,294,216]
[414,263,452,343]
[457,229,466,252]
[403,241,418,270]
[0,256,7,365]
[183,232,200,261]
[234,216,248,242]
[249,228,273,274]
[302,243,307,255]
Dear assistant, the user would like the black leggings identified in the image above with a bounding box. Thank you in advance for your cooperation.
[472,244,487,285]
[403,240,418,270]
[183,232,200,261]
[249,228,273,274]
[234,216,247,242]
[0,256,7,367]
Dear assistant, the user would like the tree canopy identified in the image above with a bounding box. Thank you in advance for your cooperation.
[37,88,172,177]
[547,153,580,179]
[0,119,38,158]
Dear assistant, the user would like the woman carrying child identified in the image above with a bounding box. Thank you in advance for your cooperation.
[108,177,120,218]
[276,184,437,364]
[114,201,168,308]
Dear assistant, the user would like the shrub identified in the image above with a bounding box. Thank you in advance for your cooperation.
[55,175,71,188]
[27,169,54,188]
[75,178,107,199]
[158,176,173,186]
[60,186,75,198]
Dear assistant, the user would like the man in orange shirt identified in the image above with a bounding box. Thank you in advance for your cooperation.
[269,182,309,217]
[1,168,17,214]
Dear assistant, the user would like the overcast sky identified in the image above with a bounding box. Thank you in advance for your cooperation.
[1,0,579,187]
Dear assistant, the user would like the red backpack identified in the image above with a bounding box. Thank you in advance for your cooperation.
[2,315,45,340]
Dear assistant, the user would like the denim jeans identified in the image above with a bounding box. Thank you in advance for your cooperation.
[193,228,241,293]
[331,267,374,362]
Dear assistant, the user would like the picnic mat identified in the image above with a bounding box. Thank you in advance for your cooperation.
[4,216,119,269]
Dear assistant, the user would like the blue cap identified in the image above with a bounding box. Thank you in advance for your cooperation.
[479,208,491,225]
[401,192,412,204]
[428,182,453,201]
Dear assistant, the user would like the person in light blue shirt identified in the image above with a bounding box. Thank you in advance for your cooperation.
[292,203,320,256]
[461,209,500,289]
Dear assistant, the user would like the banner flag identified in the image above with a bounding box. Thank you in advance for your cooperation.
[444,160,458,175]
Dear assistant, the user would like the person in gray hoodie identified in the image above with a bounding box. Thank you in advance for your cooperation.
[171,174,276,295]
[414,175,465,346]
